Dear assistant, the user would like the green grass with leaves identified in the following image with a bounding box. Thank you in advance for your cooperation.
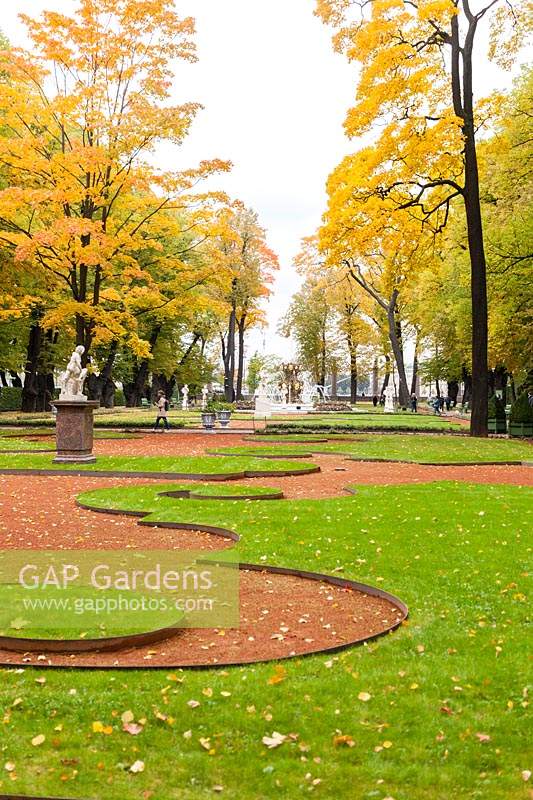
[0,452,318,477]
[212,434,533,464]
[0,437,55,451]
[0,480,530,799]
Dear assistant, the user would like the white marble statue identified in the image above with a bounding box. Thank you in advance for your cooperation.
[181,384,189,411]
[254,370,272,418]
[201,384,209,410]
[59,345,88,400]
[384,383,395,413]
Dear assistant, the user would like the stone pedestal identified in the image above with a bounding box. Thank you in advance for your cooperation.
[254,395,272,419]
[53,400,99,463]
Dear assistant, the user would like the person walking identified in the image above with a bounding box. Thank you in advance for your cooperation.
[429,395,440,415]
[154,390,170,431]
[410,393,418,413]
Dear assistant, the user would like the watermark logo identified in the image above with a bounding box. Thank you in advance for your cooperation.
[0,550,239,638]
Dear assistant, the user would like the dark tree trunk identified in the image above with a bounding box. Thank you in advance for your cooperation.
[21,319,43,413]
[509,374,516,403]
[124,326,161,407]
[386,297,409,406]
[380,355,391,397]
[86,341,118,407]
[372,358,379,396]
[123,359,151,407]
[149,333,200,404]
[450,14,488,436]
[236,315,246,401]
[411,334,419,395]
[151,374,176,404]
[461,366,472,406]
[447,381,459,406]
[223,282,237,402]
[493,365,507,394]
[435,379,441,398]
[319,319,327,388]
[349,347,357,403]
[487,369,495,396]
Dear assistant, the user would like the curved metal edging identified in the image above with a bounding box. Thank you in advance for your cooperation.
[0,499,407,663]
[0,464,320,480]
[0,621,185,655]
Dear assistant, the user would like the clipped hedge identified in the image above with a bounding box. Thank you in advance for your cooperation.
[261,420,459,435]
[0,387,22,411]
[510,392,533,424]
[488,394,506,420]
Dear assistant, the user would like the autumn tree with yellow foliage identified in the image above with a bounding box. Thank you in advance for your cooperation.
[210,204,278,402]
[316,0,530,435]
[0,0,229,407]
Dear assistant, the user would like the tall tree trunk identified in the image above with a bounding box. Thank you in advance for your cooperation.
[411,333,419,395]
[347,337,358,403]
[123,325,161,407]
[508,374,516,403]
[21,313,56,412]
[386,295,409,406]
[21,315,43,413]
[150,333,200,404]
[380,355,391,397]
[236,314,246,401]
[461,366,472,407]
[450,15,488,436]
[151,374,176,403]
[223,282,237,402]
[447,380,459,406]
[372,358,379,396]
[319,319,327,388]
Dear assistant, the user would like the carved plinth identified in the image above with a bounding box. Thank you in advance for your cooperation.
[53,400,99,463]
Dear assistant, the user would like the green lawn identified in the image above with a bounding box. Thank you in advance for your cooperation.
[262,414,464,433]
[0,407,463,431]
[0,428,141,440]
[1,481,530,799]
[0,452,318,477]
[211,434,533,464]
[0,437,55,451]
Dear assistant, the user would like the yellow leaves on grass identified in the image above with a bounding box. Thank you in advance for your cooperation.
[267,665,287,685]
[92,721,112,735]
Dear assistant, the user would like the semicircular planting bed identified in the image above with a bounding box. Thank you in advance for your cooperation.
[0,476,408,669]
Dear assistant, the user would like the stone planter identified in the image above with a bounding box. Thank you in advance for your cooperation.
[488,418,507,434]
[216,410,232,428]
[509,422,533,438]
[201,412,216,431]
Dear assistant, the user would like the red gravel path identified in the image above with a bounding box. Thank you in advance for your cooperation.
[0,431,528,668]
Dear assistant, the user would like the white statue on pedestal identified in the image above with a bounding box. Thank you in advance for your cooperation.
[59,345,88,400]
[384,383,395,413]
[201,385,209,410]
[255,370,272,418]
[181,384,189,411]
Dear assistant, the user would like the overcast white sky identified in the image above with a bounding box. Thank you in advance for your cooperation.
[2,1,524,360]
